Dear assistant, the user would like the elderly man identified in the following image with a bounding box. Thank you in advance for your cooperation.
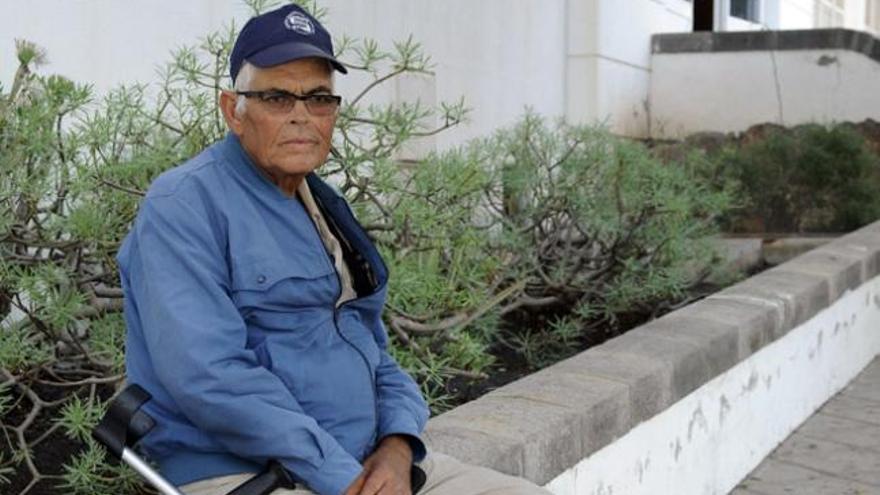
[119,4,551,495]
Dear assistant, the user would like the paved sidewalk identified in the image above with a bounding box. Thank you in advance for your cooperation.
[731,357,880,495]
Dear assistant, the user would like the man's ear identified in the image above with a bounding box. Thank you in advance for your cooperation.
[219,90,244,135]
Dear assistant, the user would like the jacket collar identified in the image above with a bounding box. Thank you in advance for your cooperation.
[306,174,389,290]
[218,132,389,289]
[218,132,306,202]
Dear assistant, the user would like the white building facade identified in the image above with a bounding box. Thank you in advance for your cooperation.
[2,0,879,144]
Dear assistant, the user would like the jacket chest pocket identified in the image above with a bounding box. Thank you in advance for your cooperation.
[230,256,338,311]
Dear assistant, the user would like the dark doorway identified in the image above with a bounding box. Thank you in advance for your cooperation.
[693,0,714,31]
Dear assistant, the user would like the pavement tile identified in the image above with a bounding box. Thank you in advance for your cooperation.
[843,360,880,403]
[738,458,878,495]
[796,412,880,452]
[771,435,880,487]
[819,392,880,426]
[843,383,880,403]
[728,488,768,495]
[850,358,880,383]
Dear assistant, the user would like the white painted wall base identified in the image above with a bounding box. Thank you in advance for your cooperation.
[543,275,880,495]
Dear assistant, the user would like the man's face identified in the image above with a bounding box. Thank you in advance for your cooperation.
[221,58,336,193]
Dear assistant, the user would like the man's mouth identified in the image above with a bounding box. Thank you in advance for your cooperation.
[280,138,318,146]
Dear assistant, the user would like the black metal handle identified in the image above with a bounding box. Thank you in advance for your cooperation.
[411,464,427,494]
[226,460,295,495]
[93,384,155,459]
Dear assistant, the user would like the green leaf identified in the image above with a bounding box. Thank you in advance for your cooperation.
[57,396,105,443]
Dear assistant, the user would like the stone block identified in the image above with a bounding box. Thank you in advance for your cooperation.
[711,269,830,335]
[636,312,742,378]
[424,395,582,484]
[780,248,865,302]
[837,227,880,278]
[553,347,672,425]
[423,420,524,477]
[821,242,878,282]
[761,236,833,266]
[679,296,780,357]
[713,237,763,273]
[595,329,711,402]
[490,366,631,464]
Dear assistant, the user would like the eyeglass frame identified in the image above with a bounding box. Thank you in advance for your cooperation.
[234,89,342,116]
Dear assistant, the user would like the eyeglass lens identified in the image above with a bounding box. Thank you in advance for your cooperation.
[260,93,339,116]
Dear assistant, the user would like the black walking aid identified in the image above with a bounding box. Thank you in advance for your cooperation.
[92,384,295,495]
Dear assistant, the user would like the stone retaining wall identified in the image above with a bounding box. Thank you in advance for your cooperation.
[423,221,880,495]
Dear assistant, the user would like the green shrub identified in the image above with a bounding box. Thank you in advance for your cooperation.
[479,114,733,363]
[716,124,880,233]
[378,112,734,375]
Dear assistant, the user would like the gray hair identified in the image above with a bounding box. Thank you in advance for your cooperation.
[233,61,257,116]
[231,59,336,117]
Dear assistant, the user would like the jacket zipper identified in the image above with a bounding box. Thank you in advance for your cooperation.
[303,195,381,455]
[332,297,380,454]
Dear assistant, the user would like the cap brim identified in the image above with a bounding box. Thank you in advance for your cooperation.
[247,41,348,74]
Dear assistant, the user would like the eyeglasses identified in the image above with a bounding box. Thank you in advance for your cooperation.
[235,90,342,117]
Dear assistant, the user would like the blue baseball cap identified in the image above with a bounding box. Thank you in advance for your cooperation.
[229,4,347,84]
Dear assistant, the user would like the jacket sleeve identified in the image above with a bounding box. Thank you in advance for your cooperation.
[371,325,430,462]
[127,193,361,495]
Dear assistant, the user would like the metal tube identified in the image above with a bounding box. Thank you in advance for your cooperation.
[121,448,187,495]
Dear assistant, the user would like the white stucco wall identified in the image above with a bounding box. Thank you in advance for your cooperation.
[4,1,876,144]
[845,0,870,30]
[777,0,870,30]
[0,1,247,95]
[0,0,567,150]
[778,0,816,28]
[567,0,692,137]
[649,48,880,138]
[319,0,568,150]
[719,0,872,32]
[1,0,697,141]
[545,275,880,495]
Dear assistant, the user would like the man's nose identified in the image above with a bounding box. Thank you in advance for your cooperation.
[288,98,311,123]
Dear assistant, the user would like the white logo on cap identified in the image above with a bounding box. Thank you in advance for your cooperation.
[284,12,315,35]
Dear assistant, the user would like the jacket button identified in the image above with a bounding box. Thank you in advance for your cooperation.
[256,275,267,284]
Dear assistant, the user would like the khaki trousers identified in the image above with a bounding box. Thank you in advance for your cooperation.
[180,452,551,495]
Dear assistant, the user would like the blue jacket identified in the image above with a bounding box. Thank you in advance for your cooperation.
[118,133,429,495]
